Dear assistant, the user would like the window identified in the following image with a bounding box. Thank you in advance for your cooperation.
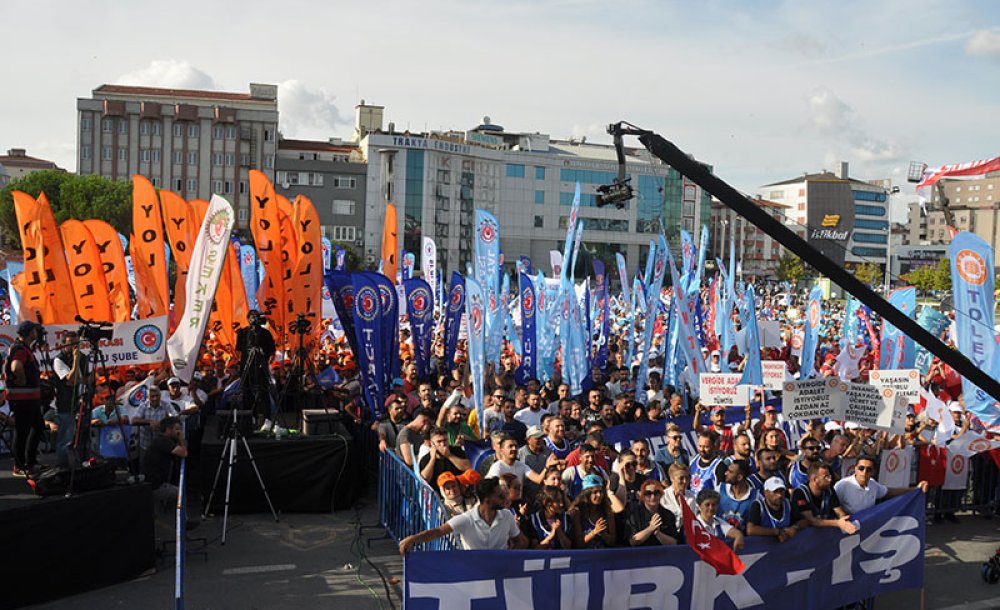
[225,154,234,167]
[213,126,225,139]
[797,203,805,211]
[226,126,237,140]
[224,181,233,194]
[287,172,299,185]
[174,178,183,191]
[152,150,160,162]
[534,215,544,228]
[152,121,162,136]
[263,129,274,142]
[118,148,127,161]
[212,180,223,193]
[81,146,91,160]
[854,218,888,231]
[151,177,161,188]
[309,173,324,186]
[436,197,450,211]
[853,232,887,244]
[140,121,151,136]
[81,117,93,132]
[332,175,356,188]
[239,180,248,194]
[855,204,886,217]
[535,166,545,180]
[263,155,274,168]
[331,226,357,241]
[534,190,545,204]
[238,208,248,223]
[213,153,224,166]
[174,124,183,137]
[172,150,183,164]
[437,169,451,183]
[186,178,198,193]
[188,124,199,138]
[851,246,887,258]
[188,151,198,165]
[506,164,525,178]
[117,121,127,135]
[853,190,886,202]
[141,149,151,162]
[332,200,355,215]
[101,118,113,133]
[798,188,806,196]
[240,153,251,167]
[436,223,449,237]
[769,190,784,199]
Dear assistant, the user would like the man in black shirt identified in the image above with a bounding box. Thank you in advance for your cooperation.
[419,426,471,488]
[626,479,680,546]
[791,462,857,535]
[143,416,188,517]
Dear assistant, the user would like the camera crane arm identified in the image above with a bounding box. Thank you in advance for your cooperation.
[605,120,1000,408]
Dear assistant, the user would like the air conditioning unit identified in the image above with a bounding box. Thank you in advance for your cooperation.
[355,239,363,246]
[280,182,290,189]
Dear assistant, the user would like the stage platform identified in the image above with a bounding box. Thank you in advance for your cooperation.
[200,421,363,514]
[0,460,155,610]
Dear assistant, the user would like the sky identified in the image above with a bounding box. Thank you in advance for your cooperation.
[3,0,999,221]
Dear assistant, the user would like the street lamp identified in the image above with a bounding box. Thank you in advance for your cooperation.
[883,186,901,294]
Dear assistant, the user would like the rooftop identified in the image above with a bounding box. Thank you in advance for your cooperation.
[278,138,357,153]
[0,149,60,170]
[761,171,885,189]
[93,83,275,103]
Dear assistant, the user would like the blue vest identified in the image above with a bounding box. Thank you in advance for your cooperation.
[529,511,569,549]
[690,457,722,494]
[718,483,757,529]
[755,498,791,529]
[788,461,810,489]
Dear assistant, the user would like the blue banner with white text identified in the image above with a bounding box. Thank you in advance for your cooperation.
[404,277,435,381]
[405,491,924,610]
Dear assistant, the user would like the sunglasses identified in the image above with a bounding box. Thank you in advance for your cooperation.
[668,435,682,441]
[643,490,663,497]
[855,465,872,472]
[803,446,820,451]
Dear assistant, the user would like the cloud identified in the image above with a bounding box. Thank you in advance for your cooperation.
[966,29,1000,59]
[277,80,346,139]
[807,88,906,169]
[115,59,216,90]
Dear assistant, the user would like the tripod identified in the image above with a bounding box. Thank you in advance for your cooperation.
[202,406,278,544]
[276,314,316,418]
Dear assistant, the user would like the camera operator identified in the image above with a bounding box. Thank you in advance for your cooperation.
[6,321,44,477]
[53,330,95,467]
[235,310,276,422]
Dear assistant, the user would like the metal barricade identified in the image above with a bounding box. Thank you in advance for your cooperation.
[926,452,999,518]
[378,449,459,550]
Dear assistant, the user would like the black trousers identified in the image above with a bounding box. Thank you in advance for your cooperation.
[10,399,43,468]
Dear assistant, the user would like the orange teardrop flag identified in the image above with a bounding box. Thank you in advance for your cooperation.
[278,208,298,340]
[129,236,165,320]
[229,241,249,332]
[83,220,132,322]
[291,194,322,349]
[160,190,195,333]
[381,203,398,284]
[132,175,169,317]
[208,249,237,350]
[11,191,46,322]
[60,220,111,322]
[189,199,209,228]
[35,193,77,324]
[249,171,284,341]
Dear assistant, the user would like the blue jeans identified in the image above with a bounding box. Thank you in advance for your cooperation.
[55,412,76,467]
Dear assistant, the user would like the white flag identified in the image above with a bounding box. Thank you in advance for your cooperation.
[422,236,437,312]
[166,195,234,382]
[942,449,970,490]
[878,448,913,489]
[948,432,1000,458]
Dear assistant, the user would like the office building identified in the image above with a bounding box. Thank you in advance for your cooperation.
[0,148,62,180]
[76,83,279,229]
[710,197,791,278]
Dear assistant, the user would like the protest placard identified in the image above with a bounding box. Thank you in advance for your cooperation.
[845,384,907,434]
[699,373,750,406]
[782,377,845,421]
[869,369,920,404]
[762,360,786,391]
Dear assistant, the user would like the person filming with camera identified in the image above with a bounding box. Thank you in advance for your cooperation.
[53,329,95,467]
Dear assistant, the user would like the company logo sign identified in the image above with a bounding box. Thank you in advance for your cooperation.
[955,249,987,285]
[134,324,163,354]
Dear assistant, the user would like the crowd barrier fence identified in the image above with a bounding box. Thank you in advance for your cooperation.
[378,448,458,550]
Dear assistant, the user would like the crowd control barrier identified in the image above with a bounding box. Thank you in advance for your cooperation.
[378,449,459,550]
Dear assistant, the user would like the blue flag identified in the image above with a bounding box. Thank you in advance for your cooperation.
[367,271,399,385]
[239,245,259,311]
[351,273,385,418]
[321,236,332,270]
[914,306,950,375]
[326,271,359,358]
[949,231,1000,427]
[404,278,435,380]
[881,286,917,370]
[443,272,465,372]
[615,252,630,304]
[635,235,668,404]
[315,365,341,389]
[515,272,537,385]
[841,296,862,352]
[738,283,763,386]
[334,246,346,271]
[800,286,823,378]
[473,209,501,348]
[536,273,558,382]
[593,260,611,371]
[466,277,487,435]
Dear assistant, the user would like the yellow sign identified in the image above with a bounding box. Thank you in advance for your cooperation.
[821,214,840,227]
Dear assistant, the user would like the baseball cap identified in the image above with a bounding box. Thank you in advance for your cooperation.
[763,404,777,412]
[167,377,182,386]
[712,406,726,415]
[763,477,787,493]
[437,472,459,487]
[393,377,405,386]
[16,320,40,337]
[526,425,545,439]
[581,474,604,493]
[948,402,963,413]
[457,469,480,487]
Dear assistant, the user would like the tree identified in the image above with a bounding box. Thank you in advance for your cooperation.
[330,241,363,272]
[854,262,882,287]
[0,171,132,248]
[776,251,806,283]
[901,258,951,294]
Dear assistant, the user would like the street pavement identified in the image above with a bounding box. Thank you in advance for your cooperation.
[31,499,1000,609]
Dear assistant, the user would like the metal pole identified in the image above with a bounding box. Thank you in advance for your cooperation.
[883,223,892,295]
[634,128,1000,405]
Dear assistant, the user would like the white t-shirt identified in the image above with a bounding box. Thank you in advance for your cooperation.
[834,475,888,514]
[447,505,520,550]
[486,459,533,484]
[514,407,545,429]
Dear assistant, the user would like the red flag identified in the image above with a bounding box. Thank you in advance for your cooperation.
[679,492,746,575]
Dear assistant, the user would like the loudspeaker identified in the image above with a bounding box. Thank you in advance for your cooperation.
[300,409,351,437]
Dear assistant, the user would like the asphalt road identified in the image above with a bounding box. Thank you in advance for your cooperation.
[30,500,1000,610]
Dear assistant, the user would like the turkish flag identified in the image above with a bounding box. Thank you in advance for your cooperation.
[919,445,946,487]
[679,492,746,575]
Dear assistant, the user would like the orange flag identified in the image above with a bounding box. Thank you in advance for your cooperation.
[83,220,132,322]
[60,220,112,322]
[132,175,169,317]
[129,236,165,320]
[291,194,322,349]
[189,199,209,227]
[381,203,399,284]
[278,208,298,340]
[227,241,249,336]
[11,191,46,322]
[160,190,195,333]
[249,170,285,341]
[35,193,77,324]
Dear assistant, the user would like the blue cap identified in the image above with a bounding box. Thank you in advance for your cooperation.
[581,474,604,493]
[392,377,404,386]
